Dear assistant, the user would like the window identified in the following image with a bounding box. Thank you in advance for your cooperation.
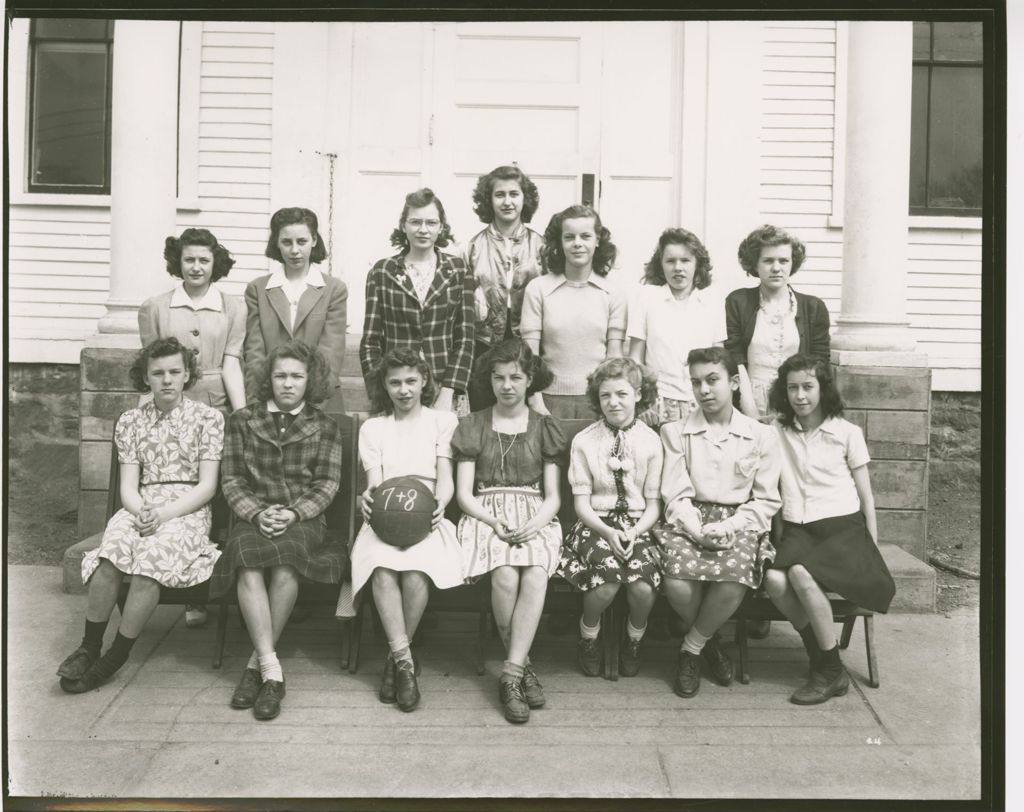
[909,21,983,216]
[28,19,113,194]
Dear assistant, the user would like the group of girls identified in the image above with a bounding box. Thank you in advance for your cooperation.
[55,161,894,730]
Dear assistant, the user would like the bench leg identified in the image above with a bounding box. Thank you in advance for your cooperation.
[839,616,856,649]
[348,604,364,675]
[864,615,879,688]
[338,618,351,671]
[734,618,750,685]
[213,602,229,670]
[602,601,619,681]
[476,607,488,676]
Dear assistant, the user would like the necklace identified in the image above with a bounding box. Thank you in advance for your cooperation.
[496,430,517,477]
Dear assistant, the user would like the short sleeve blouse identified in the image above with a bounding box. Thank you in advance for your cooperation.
[568,419,663,512]
[114,398,225,484]
[359,407,458,480]
[451,408,566,488]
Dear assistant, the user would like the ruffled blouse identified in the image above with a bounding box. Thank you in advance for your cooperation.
[451,408,566,488]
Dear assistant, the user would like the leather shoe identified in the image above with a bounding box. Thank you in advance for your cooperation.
[747,619,772,640]
[59,662,109,694]
[185,605,208,629]
[521,665,545,709]
[701,634,734,686]
[790,667,850,705]
[499,677,530,724]
[57,645,98,681]
[378,654,397,704]
[577,636,602,677]
[619,637,642,677]
[253,678,286,720]
[395,660,420,712]
[230,668,262,709]
[674,650,701,698]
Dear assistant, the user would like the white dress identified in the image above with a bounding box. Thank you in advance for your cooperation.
[348,407,465,596]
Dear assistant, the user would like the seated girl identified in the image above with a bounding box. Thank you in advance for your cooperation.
[764,354,895,705]
[57,338,224,693]
[655,346,782,699]
[349,348,464,713]
[556,357,663,678]
[209,341,346,721]
[452,338,565,723]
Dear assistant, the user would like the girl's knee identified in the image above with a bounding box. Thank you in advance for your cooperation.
[664,577,696,602]
[787,565,818,592]
[763,569,788,598]
[491,566,519,592]
[270,565,298,586]
[626,580,655,599]
[400,570,429,591]
[371,567,397,587]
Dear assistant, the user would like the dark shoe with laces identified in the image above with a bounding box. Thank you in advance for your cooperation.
[59,661,111,694]
[395,659,420,712]
[253,678,286,720]
[521,664,546,709]
[56,645,98,681]
[790,667,850,705]
[674,650,701,698]
[499,677,530,724]
[620,636,642,677]
[701,634,734,686]
[577,635,602,677]
[378,654,397,704]
[230,668,262,709]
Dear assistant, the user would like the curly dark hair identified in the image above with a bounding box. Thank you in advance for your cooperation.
[369,348,439,415]
[768,353,845,429]
[389,188,455,251]
[585,357,658,416]
[471,164,540,225]
[643,227,713,290]
[472,338,553,397]
[128,337,199,393]
[541,204,616,277]
[164,228,235,281]
[737,224,806,278]
[264,207,328,265]
[686,346,740,409]
[255,341,333,406]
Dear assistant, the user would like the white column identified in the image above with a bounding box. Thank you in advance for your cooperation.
[94,20,180,342]
[831,21,917,354]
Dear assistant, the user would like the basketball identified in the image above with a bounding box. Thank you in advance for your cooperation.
[369,476,437,548]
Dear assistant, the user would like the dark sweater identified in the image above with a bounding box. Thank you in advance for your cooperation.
[723,285,831,368]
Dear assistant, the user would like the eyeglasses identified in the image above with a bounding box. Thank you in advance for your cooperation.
[406,219,441,230]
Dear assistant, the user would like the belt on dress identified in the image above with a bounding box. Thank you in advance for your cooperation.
[143,480,199,485]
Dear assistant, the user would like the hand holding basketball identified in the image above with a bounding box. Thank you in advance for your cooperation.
[369,476,437,548]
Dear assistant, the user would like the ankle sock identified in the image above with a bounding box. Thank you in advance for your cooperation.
[88,632,136,681]
[246,651,260,671]
[501,660,526,681]
[626,619,646,642]
[82,618,108,655]
[258,652,283,682]
[681,627,710,656]
[579,618,600,640]
[796,623,820,665]
[388,634,414,665]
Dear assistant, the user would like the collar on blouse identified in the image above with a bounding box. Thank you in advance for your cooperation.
[682,407,756,440]
[266,267,326,290]
[793,415,841,436]
[142,396,188,424]
[266,400,305,415]
[652,284,706,305]
[486,223,526,243]
[170,283,223,312]
[535,272,615,295]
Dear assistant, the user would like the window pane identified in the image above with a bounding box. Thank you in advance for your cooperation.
[34,18,112,40]
[926,66,983,210]
[912,22,931,60]
[30,42,108,188]
[932,22,983,62]
[909,65,929,209]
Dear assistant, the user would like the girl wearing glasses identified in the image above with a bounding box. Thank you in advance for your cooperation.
[360,188,475,416]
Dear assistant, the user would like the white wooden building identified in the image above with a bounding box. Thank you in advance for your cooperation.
[6,19,984,391]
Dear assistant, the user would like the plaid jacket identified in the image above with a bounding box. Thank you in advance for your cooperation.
[359,250,476,393]
[221,403,342,524]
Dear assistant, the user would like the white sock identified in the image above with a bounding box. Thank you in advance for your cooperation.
[626,619,647,642]
[258,652,283,682]
[682,627,710,656]
[388,634,413,665]
[579,618,601,640]
[246,651,259,671]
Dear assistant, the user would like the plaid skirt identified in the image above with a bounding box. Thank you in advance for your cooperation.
[653,501,775,589]
[207,515,349,600]
[556,513,662,591]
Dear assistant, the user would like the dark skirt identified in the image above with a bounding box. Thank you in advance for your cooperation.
[556,513,662,591]
[771,512,895,613]
[207,515,350,600]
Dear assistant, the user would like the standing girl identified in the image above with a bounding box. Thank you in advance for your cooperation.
[348,348,465,712]
[556,357,663,677]
[210,341,346,721]
[655,346,781,698]
[628,227,726,429]
[57,338,223,692]
[245,207,348,411]
[360,188,475,416]
[453,339,565,723]
[464,165,545,411]
[764,354,895,704]
[520,204,626,420]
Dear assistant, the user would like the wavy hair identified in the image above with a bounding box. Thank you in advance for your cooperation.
[585,357,658,416]
[686,346,740,409]
[128,337,199,393]
[737,224,806,278]
[642,227,712,290]
[164,228,235,282]
[768,353,845,429]
[472,338,553,397]
[264,207,328,265]
[255,340,333,406]
[389,188,455,251]
[540,204,616,277]
[369,347,438,415]
[471,164,540,224]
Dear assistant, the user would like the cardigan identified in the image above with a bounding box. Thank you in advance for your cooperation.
[723,285,830,368]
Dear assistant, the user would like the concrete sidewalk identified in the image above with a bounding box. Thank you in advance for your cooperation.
[6,564,980,801]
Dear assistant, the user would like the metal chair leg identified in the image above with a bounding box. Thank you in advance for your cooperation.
[735,617,750,684]
[839,616,856,649]
[213,601,229,669]
[864,614,879,688]
[348,603,364,674]
[602,600,619,682]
